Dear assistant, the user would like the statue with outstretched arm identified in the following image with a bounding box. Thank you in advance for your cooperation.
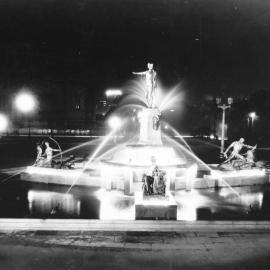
[222,137,254,165]
[133,63,157,108]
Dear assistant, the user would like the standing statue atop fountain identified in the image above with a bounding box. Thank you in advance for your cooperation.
[133,63,157,108]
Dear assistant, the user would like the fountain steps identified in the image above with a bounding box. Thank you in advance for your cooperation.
[0,219,270,232]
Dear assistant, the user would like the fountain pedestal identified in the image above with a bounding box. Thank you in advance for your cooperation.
[135,192,177,220]
[138,108,162,145]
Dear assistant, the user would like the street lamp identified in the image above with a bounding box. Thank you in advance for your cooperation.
[15,92,36,113]
[216,97,233,156]
[105,89,122,97]
[248,112,257,129]
[14,92,37,136]
[0,113,8,133]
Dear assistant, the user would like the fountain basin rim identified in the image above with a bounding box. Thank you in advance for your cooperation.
[100,160,188,169]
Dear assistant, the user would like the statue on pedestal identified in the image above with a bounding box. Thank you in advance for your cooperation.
[142,156,166,196]
[133,63,157,108]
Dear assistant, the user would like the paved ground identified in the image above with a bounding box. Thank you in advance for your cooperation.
[0,230,270,270]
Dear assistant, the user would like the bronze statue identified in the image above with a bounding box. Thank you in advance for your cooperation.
[133,63,157,108]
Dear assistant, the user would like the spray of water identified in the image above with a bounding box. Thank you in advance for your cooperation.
[158,84,183,112]
[65,127,122,194]
[52,138,104,160]
[121,80,148,106]
[163,135,241,197]
[162,122,193,152]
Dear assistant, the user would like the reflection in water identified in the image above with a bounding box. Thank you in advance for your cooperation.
[176,190,210,220]
[28,190,80,218]
[95,189,135,220]
[0,176,270,220]
[176,186,267,221]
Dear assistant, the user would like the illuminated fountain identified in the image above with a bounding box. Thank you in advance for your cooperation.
[90,63,202,219]
[20,63,269,221]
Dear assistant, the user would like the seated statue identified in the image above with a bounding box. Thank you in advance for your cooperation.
[143,166,166,196]
[142,174,154,195]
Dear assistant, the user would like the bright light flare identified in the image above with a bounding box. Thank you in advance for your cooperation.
[0,113,8,132]
[249,112,257,120]
[106,89,122,97]
[108,116,122,129]
[15,92,36,113]
[176,190,209,221]
[95,189,135,220]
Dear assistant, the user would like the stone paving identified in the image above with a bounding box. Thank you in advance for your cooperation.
[0,230,270,269]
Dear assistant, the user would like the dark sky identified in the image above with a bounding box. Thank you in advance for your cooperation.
[1,0,270,98]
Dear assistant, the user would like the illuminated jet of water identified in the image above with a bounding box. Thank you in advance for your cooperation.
[121,79,148,106]
[162,122,193,152]
[52,138,104,160]
[163,135,241,197]
[92,136,138,164]
[66,121,125,194]
[158,84,184,112]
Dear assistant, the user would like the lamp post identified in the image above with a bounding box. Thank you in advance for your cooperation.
[248,112,257,130]
[14,92,36,136]
[216,97,233,156]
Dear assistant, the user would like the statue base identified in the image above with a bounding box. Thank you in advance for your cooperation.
[135,192,177,220]
[138,108,162,145]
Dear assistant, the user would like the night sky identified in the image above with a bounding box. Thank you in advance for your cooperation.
[0,0,270,99]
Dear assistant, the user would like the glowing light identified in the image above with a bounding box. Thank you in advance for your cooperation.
[249,112,257,120]
[108,116,122,129]
[164,125,168,129]
[96,189,135,220]
[28,190,74,202]
[0,113,8,132]
[169,109,175,112]
[101,145,185,167]
[176,190,209,221]
[137,110,143,119]
[26,166,83,177]
[105,89,122,97]
[210,134,215,140]
[15,92,36,113]
[212,168,265,178]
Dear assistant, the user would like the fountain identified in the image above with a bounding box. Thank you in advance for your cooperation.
[94,63,197,219]
[20,63,268,220]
